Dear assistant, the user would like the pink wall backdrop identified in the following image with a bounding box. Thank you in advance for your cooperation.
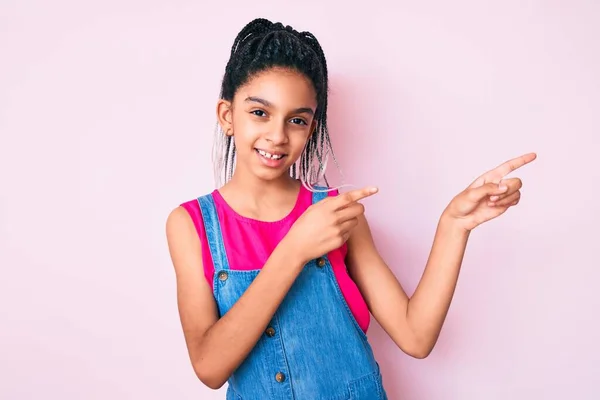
[1,1,598,399]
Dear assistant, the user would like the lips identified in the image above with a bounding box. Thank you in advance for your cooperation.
[255,148,287,168]
[255,149,286,160]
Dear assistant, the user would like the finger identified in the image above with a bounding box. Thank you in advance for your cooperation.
[339,217,359,237]
[340,217,359,231]
[481,152,537,181]
[488,177,522,202]
[468,175,486,189]
[334,186,378,209]
[467,182,509,203]
[339,231,352,245]
[336,202,365,223]
[489,190,520,207]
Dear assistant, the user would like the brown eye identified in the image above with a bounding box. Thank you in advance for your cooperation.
[251,110,266,117]
[290,118,307,125]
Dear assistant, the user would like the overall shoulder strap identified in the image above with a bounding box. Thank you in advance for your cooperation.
[197,193,231,271]
[310,186,331,204]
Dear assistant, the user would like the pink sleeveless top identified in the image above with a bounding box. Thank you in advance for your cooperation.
[180,185,371,332]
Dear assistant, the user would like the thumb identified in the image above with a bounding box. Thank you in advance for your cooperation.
[467,182,507,202]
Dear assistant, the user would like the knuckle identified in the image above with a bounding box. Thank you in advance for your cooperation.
[466,188,478,200]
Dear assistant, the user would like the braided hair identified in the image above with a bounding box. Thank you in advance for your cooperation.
[212,18,342,191]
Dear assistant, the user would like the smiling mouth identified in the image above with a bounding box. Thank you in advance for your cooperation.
[255,149,286,160]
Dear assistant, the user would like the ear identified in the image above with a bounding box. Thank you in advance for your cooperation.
[216,99,234,136]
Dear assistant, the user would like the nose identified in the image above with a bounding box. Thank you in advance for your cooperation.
[266,121,288,145]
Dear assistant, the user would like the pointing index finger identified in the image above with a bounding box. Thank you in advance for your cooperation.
[334,187,379,209]
[485,152,537,180]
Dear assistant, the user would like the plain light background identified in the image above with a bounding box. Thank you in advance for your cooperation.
[1,0,599,399]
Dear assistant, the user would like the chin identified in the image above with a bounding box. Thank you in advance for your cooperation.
[253,168,291,182]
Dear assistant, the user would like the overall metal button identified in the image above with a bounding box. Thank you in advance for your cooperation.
[316,258,326,268]
[275,372,285,383]
[265,327,276,337]
[218,271,228,281]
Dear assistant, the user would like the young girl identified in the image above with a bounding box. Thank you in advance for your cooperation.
[166,18,536,399]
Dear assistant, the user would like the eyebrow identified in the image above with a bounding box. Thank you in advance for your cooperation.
[245,96,314,116]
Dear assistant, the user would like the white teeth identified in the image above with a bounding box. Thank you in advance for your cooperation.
[258,150,283,160]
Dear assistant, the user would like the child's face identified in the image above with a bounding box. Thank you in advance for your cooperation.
[218,67,318,182]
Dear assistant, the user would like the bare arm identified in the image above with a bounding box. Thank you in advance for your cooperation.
[403,216,469,354]
[346,154,535,358]
[166,206,305,389]
[346,213,466,359]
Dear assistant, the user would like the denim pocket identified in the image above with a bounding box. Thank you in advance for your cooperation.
[226,385,243,400]
[347,370,384,400]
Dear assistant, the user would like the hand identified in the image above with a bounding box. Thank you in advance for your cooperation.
[284,186,379,264]
[443,153,537,231]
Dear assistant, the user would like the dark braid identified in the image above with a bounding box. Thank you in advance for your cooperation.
[213,18,341,189]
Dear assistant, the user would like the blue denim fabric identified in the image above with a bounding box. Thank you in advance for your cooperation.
[198,188,387,400]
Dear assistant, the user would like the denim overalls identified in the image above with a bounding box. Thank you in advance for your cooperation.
[198,188,388,399]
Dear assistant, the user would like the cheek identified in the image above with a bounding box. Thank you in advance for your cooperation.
[231,118,259,143]
[289,132,311,152]
[232,113,247,130]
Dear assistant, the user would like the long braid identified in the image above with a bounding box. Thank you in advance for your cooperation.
[299,30,345,189]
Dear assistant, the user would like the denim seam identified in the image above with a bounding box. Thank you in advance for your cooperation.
[197,195,231,271]
[274,311,295,399]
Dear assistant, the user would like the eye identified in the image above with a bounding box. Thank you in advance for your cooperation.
[251,110,267,117]
[290,117,307,125]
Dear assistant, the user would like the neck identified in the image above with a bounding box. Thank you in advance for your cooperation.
[226,168,299,201]
[218,167,302,222]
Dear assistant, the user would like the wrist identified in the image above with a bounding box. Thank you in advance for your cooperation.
[277,235,309,269]
[439,211,471,237]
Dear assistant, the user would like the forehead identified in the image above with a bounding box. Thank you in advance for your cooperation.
[235,68,317,108]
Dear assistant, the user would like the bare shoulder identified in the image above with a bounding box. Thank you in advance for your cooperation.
[166,206,196,244]
[166,206,201,272]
